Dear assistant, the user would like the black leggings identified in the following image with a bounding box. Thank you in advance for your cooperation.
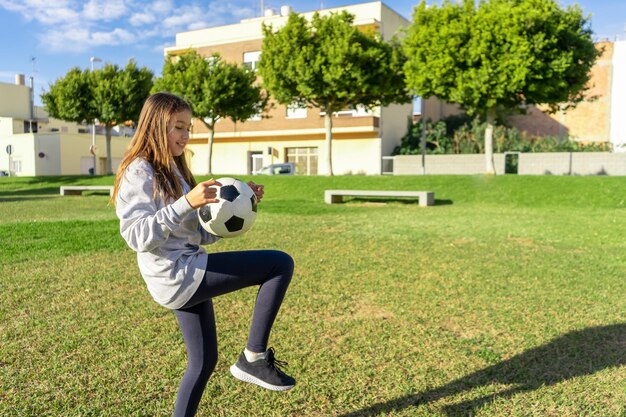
[172,250,294,417]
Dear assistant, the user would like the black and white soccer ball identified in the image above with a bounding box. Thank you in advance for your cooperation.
[197,177,258,238]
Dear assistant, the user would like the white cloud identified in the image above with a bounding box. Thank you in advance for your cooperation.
[0,0,79,25]
[232,7,256,20]
[91,28,135,45]
[127,0,174,27]
[130,12,156,26]
[208,1,255,19]
[162,6,204,29]
[187,21,209,31]
[44,27,92,53]
[152,41,174,53]
[82,0,128,21]
[43,26,136,53]
[151,0,173,14]
[137,26,163,38]
[0,0,260,52]
[0,0,28,13]
[37,6,80,25]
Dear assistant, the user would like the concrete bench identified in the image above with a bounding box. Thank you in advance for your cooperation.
[325,189,435,206]
[60,186,114,196]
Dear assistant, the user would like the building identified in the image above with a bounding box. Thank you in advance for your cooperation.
[0,75,130,176]
[417,40,626,151]
[165,1,414,176]
[513,40,625,150]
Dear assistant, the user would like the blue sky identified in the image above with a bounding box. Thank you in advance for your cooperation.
[0,0,624,105]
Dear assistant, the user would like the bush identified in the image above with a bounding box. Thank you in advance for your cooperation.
[393,114,612,155]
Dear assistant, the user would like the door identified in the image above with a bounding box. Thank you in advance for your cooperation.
[250,152,264,174]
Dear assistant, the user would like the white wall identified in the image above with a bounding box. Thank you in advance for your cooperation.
[380,2,410,41]
[0,132,130,176]
[0,117,14,135]
[394,154,507,175]
[519,152,626,175]
[59,133,130,175]
[0,134,36,175]
[188,136,384,176]
[332,138,382,175]
[34,134,62,176]
[392,153,626,176]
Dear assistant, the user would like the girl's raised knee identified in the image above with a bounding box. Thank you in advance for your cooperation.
[274,250,295,277]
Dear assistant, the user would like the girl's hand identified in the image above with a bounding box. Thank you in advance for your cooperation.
[247,181,264,202]
[185,179,222,209]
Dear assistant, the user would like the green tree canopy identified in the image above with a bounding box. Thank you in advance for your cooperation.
[41,68,97,125]
[403,0,600,174]
[259,11,410,175]
[42,60,153,174]
[153,50,268,175]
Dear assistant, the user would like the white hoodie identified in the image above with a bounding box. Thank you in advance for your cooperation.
[116,158,219,309]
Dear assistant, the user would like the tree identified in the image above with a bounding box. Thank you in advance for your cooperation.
[92,61,154,174]
[41,68,97,126]
[403,0,600,174]
[153,50,268,175]
[42,60,153,175]
[259,11,410,176]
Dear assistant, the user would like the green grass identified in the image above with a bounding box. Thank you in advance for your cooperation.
[1,174,625,417]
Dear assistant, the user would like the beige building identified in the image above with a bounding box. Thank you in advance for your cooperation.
[506,40,626,149]
[165,1,414,175]
[0,75,129,176]
[417,40,626,151]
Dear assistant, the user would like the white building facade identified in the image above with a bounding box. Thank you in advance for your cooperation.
[0,76,129,176]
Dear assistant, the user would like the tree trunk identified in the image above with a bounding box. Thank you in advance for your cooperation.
[484,108,496,175]
[106,125,113,175]
[201,118,216,176]
[420,102,427,175]
[207,126,215,176]
[324,112,333,176]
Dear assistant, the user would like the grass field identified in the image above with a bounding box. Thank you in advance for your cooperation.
[0,174,625,417]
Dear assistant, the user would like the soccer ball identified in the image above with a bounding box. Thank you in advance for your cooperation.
[197,177,258,238]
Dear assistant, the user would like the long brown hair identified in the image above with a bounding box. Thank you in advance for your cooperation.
[112,92,197,205]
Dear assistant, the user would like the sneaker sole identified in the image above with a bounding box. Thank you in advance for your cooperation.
[229,365,295,391]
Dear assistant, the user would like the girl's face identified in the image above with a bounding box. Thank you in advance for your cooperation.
[167,109,192,157]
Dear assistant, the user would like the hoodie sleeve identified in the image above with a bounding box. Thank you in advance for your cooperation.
[116,161,195,253]
[198,223,220,245]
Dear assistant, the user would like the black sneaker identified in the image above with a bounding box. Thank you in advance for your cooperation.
[230,347,296,391]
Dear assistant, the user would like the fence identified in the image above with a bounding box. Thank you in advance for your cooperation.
[390,152,626,176]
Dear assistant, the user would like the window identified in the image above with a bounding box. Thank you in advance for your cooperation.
[413,96,422,115]
[11,159,22,173]
[286,147,318,175]
[286,103,307,119]
[23,121,38,133]
[243,51,261,71]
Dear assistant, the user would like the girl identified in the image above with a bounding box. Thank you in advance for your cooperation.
[113,92,295,417]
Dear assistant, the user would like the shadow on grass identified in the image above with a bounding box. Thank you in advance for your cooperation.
[0,196,59,202]
[0,175,113,188]
[339,324,626,417]
[0,187,61,197]
[345,198,453,206]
